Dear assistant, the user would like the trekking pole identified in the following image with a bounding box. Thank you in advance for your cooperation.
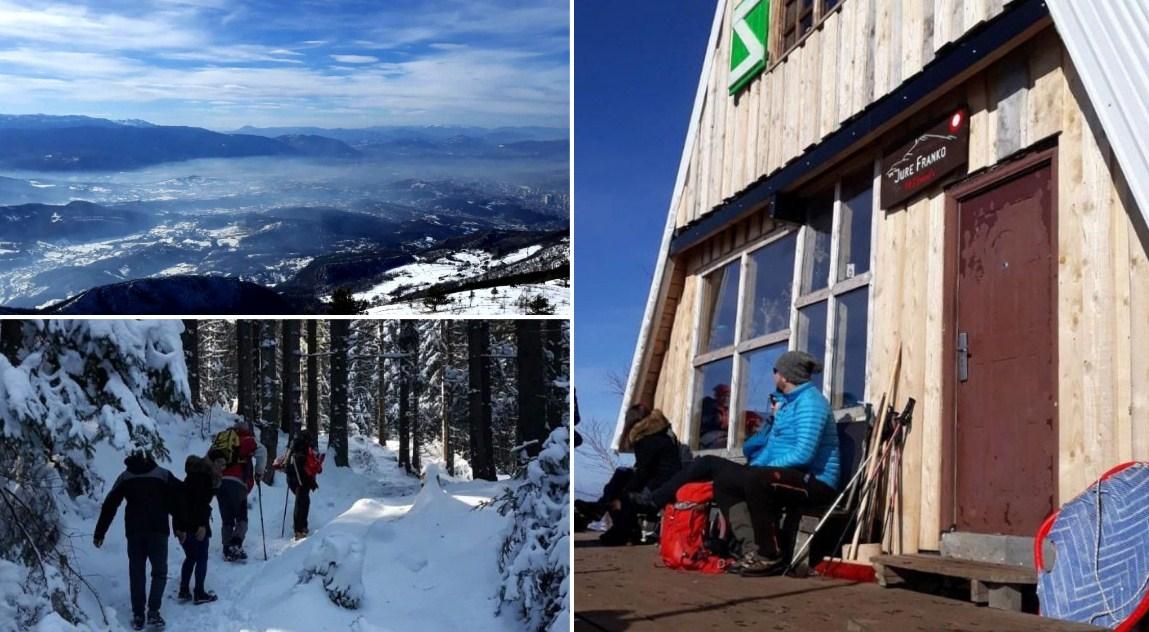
[281,486,290,538]
[257,480,268,561]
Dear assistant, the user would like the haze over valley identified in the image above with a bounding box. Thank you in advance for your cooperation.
[0,115,569,313]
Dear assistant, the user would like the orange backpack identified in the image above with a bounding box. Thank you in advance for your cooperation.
[658,482,730,574]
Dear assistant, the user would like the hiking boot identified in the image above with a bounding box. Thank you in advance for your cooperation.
[597,528,630,547]
[294,530,308,540]
[726,551,757,574]
[193,591,218,605]
[738,552,787,577]
[131,614,145,630]
[235,548,248,561]
[177,588,192,602]
[146,610,165,628]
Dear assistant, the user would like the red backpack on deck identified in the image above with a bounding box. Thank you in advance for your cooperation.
[658,482,729,574]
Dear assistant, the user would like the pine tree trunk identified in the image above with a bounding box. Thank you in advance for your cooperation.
[515,320,546,457]
[441,321,454,476]
[0,320,22,364]
[398,322,414,470]
[281,321,301,435]
[545,321,567,431]
[377,321,387,444]
[306,319,319,436]
[467,321,496,481]
[181,319,201,411]
[236,320,253,422]
[329,319,350,467]
[260,322,281,484]
[410,323,421,475]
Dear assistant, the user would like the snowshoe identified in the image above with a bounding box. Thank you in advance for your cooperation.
[177,589,192,602]
[131,614,145,630]
[193,591,218,605]
[146,610,165,628]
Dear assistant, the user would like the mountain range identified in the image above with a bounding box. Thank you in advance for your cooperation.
[0,115,568,171]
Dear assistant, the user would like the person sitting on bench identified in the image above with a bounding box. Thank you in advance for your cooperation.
[597,405,685,545]
[634,351,839,576]
[739,350,840,575]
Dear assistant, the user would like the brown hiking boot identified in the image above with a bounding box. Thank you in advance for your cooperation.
[738,551,787,577]
[294,530,308,540]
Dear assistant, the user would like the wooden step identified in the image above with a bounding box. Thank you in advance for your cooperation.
[873,554,1037,612]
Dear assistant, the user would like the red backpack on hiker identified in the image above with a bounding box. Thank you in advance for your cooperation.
[659,482,729,574]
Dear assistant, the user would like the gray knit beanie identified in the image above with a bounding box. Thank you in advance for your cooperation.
[774,350,823,385]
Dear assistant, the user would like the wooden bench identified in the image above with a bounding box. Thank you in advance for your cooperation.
[873,553,1038,611]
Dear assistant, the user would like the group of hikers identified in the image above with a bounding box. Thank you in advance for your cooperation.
[93,420,324,630]
[578,350,842,577]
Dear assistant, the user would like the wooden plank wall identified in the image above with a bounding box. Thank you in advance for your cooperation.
[674,0,1010,229]
[867,30,1149,553]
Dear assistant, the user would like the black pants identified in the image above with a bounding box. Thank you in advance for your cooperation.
[293,485,311,534]
[127,533,167,617]
[217,479,248,549]
[649,455,758,549]
[744,467,836,558]
[179,534,209,595]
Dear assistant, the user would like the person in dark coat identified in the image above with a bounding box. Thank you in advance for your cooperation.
[173,456,218,605]
[286,429,320,539]
[599,407,684,546]
[93,449,182,630]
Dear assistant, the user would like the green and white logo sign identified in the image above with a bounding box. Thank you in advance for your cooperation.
[729,0,768,95]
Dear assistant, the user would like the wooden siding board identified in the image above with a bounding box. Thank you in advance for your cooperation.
[897,196,928,555]
[800,32,822,151]
[1057,52,1087,502]
[819,11,841,140]
[1026,31,1064,144]
[856,0,876,116]
[838,0,858,126]
[920,192,946,551]
[1112,155,1134,464]
[967,73,992,172]
[993,53,1029,161]
[1080,112,1116,483]
[783,54,799,164]
[1130,212,1149,460]
[873,0,892,103]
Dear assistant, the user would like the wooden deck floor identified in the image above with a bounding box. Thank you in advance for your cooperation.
[574,533,1103,631]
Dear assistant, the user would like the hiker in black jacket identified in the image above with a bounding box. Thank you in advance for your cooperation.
[599,406,684,546]
[93,449,182,630]
[286,429,320,539]
[174,456,218,605]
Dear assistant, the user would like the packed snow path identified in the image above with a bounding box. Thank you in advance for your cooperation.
[72,418,520,632]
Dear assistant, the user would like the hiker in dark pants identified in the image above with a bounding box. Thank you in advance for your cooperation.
[210,420,266,561]
[93,449,182,630]
[637,351,840,576]
[174,456,218,605]
[285,429,323,539]
[736,351,839,575]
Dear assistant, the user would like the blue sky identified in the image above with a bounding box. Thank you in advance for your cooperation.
[0,0,568,129]
[574,1,715,497]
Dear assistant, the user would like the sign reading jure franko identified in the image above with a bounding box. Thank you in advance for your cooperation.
[880,109,969,209]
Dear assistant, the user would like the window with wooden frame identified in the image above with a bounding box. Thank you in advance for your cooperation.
[687,162,875,454]
[776,0,842,58]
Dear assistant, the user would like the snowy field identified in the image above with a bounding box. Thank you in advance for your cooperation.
[29,412,528,632]
[351,245,569,316]
[364,280,569,316]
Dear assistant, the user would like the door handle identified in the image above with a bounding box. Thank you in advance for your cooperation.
[957,332,969,382]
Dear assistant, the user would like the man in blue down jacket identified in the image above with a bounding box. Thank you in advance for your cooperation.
[639,350,840,577]
[93,448,182,630]
[738,350,840,575]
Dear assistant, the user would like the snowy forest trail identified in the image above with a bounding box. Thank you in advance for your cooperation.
[77,418,517,632]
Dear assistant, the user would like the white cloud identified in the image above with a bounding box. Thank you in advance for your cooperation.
[330,54,378,64]
[0,0,203,50]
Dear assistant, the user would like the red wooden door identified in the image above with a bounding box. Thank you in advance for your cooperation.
[950,158,1057,536]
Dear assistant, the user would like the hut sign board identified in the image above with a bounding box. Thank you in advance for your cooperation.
[880,109,969,209]
[729,0,768,95]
